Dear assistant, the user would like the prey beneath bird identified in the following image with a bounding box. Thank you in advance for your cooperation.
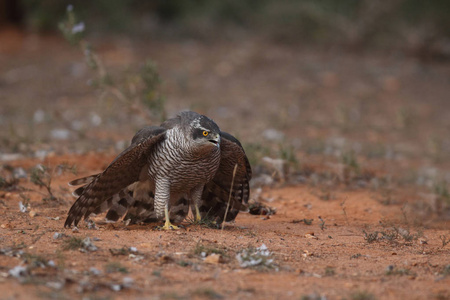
[64,111,252,230]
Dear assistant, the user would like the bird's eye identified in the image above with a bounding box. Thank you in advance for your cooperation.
[202,131,209,137]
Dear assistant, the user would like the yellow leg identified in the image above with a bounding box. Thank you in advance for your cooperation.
[158,206,179,230]
[195,205,202,223]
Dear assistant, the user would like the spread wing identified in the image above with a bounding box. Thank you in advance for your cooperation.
[64,126,166,228]
[199,131,252,223]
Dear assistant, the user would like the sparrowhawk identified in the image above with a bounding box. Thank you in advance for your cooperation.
[64,111,252,230]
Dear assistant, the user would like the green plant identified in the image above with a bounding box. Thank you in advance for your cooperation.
[434,181,450,203]
[442,265,450,276]
[59,5,166,122]
[324,266,335,276]
[385,266,415,276]
[440,235,450,248]
[192,288,223,299]
[22,253,48,269]
[341,150,360,174]
[278,143,298,166]
[363,226,422,244]
[105,262,129,274]
[350,290,376,300]
[62,237,84,250]
[193,242,226,256]
[242,143,271,167]
[318,216,326,231]
[30,165,55,200]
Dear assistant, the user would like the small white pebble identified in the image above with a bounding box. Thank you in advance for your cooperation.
[47,260,56,267]
[111,284,121,292]
[122,277,134,288]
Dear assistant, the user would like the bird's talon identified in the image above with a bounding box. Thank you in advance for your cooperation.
[157,221,180,230]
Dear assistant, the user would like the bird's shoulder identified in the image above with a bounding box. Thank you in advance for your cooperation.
[131,126,167,146]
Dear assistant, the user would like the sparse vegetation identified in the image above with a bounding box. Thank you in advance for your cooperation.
[324,266,335,276]
[350,290,376,300]
[442,265,450,277]
[59,6,166,122]
[318,216,326,231]
[105,262,129,274]
[30,165,56,200]
[193,242,226,257]
[385,266,415,276]
[363,226,422,244]
[292,219,313,225]
[187,214,219,229]
[62,237,84,250]
[440,235,450,249]
[192,288,223,299]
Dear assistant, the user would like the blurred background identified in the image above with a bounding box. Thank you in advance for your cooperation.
[1,0,450,218]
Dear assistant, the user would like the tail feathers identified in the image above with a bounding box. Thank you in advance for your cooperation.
[124,195,189,224]
[199,189,240,223]
[169,197,189,223]
[68,174,100,186]
[69,174,101,197]
[105,190,135,221]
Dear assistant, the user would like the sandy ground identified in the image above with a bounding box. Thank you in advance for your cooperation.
[0,154,449,300]
[1,28,450,300]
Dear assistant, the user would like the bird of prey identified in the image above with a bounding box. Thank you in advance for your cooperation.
[64,111,252,230]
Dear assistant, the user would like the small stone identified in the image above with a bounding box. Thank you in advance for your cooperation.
[305,232,318,240]
[159,255,173,263]
[46,281,64,290]
[204,254,224,264]
[122,277,134,288]
[19,202,28,213]
[110,284,121,292]
[53,232,63,239]
[50,129,70,140]
[1,223,12,229]
[89,267,102,276]
[81,237,97,252]
[9,265,27,278]
[13,167,27,179]
[47,260,56,267]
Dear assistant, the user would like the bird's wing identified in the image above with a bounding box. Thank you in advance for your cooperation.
[64,126,166,228]
[199,131,252,223]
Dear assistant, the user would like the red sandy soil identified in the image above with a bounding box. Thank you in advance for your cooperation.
[1,154,449,300]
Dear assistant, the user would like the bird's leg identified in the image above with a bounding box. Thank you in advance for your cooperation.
[161,201,179,230]
[155,178,179,230]
[191,185,204,223]
[195,206,202,223]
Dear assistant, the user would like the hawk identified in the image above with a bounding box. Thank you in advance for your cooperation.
[64,111,252,230]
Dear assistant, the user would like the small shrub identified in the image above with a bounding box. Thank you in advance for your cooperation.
[62,237,84,250]
[193,242,225,257]
[350,290,376,300]
[105,262,128,274]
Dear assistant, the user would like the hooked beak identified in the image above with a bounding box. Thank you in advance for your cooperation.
[209,134,220,147]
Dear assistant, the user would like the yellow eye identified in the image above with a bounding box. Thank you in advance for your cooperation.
[202,131,209,137]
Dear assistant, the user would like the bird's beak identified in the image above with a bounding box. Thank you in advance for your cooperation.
[209,134,220,147]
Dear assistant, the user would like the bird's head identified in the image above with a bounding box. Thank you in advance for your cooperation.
[188,113,221,148]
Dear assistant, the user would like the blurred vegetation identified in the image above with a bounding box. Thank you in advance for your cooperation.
[58,5,166,122]
[1,0,446,59]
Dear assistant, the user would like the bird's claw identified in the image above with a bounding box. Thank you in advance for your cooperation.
[157,221,180,230]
